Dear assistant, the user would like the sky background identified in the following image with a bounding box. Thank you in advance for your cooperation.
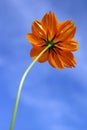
[0,0,87,130]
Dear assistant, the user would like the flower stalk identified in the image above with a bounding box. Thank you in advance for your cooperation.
[10,44,51,130]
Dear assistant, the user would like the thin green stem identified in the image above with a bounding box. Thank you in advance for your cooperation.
[10,44,51,130]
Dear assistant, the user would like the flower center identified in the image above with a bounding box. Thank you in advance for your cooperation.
[46,40,54,47]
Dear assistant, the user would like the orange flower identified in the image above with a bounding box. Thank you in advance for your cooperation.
[26,12,78,69]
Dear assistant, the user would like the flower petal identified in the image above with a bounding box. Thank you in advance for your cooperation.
[32,20,46,39]
[55,39,78,51]
[54,20,76,42]
[26,33,45,47]
[59,20,72,32]
[48,50,64,69]
[42,12,59,40]
[58,50,76,67]
[30,47,48,62]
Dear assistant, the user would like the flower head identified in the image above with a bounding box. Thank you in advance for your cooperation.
[26,12,78,69]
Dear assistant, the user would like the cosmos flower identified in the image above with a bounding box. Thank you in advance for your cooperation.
[26,12,78,69]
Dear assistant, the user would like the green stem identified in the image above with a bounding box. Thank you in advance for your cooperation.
[10,44,51,130]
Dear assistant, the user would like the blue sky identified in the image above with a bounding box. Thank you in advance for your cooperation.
[0,0,87,130]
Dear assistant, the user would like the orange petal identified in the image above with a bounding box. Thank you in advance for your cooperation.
[59,22,76,40]
[30,47,48,62]
[32,20,46,39]
[48,50,64,69]
[54,20,76,42]
[58,50,76,67]
[42,12,59,40]
[58,20,72,32]
[26,33,45,47]
[55,39,78,51]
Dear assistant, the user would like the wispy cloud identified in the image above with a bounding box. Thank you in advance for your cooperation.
[22,91,82,125]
